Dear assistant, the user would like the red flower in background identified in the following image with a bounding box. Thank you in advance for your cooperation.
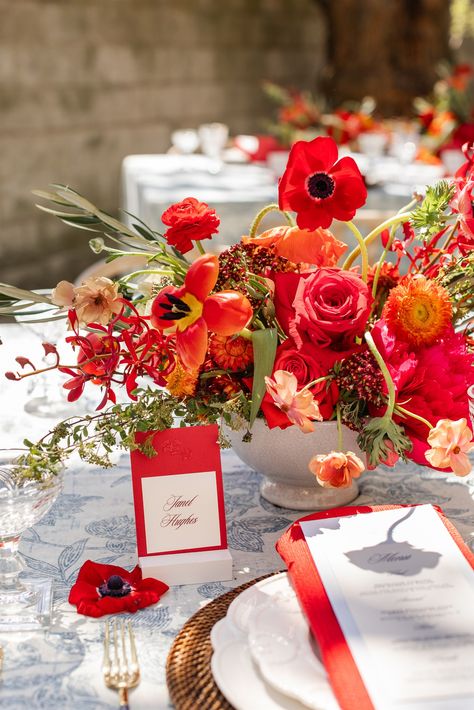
[278,136,367,230]
[161,197,220,254]
[69,560,168,618]
[151,253,252,369]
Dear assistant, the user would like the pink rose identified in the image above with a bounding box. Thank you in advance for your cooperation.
[290,268,372,348]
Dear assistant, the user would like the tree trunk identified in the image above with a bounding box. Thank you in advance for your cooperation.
[317,0,452,115]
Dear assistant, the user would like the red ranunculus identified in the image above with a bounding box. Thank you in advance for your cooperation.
[69,560,168,618]
[261,338,341,427]
[275,268,372,350]
[161,197,220,254]
[278,136,367,230]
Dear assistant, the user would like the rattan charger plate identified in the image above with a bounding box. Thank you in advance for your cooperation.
[166,571,280,710]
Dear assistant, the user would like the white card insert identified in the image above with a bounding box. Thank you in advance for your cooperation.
[301,505,474,710]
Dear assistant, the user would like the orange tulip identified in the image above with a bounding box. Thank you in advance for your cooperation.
[151,254,252,369]
[243,225,346,266]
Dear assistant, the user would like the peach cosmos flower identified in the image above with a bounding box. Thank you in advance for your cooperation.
[309,451,365,488]
[264,370,322,433]
[52,277,122,325]
[243,225,347,266]
[425,418,474,476]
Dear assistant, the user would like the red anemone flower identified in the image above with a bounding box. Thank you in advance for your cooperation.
[150,253,253,370]
[69,560,168,618]
[278,136,367,230]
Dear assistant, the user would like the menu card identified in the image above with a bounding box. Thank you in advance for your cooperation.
[299,505,474,710]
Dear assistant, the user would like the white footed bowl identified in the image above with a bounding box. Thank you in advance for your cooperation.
[225,419,362,511]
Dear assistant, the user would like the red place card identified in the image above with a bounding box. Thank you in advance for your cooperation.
[130,424,232,585]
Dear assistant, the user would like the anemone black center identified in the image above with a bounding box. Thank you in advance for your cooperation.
[306,172,335,199]
[99,574,132,598]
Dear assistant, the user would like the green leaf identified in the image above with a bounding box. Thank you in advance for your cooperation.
[249,328,277,428]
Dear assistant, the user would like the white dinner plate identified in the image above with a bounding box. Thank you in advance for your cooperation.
[211,572,340,710]
[211,638,304,710]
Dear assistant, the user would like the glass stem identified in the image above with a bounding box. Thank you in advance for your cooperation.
[0,536,26,592]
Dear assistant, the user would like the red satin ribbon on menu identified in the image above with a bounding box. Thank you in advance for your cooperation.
[276,504,474,710]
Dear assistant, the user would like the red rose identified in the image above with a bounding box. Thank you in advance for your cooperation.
[161,197,220,254]
[69,560,168,618]
[261,338,341,428]
[278,136,367,230]
[289,268,372,349]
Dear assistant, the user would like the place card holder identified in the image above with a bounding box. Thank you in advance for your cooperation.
[130,424,232,586]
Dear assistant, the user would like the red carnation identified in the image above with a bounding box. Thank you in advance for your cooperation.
[69,560,168,618]
[161,197,220,254]
[278,136,367,230]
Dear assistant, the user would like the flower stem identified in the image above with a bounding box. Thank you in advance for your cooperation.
[301,375,331,391]
[394,405,433,431]
[336,403,343,451]
[364,331,396,420]
[248,203,294,238]
[196,240,205,255]
[344,221,369,282]
[342,212,412,271]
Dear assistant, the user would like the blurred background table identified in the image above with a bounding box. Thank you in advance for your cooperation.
[121,153,446,252]
[1,323,473,709]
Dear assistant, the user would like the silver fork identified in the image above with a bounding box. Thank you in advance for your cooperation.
[103,618,140,709]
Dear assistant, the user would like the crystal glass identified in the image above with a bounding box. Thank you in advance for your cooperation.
[198,122,229,160]
[0,462,63,627]
[14,290,85,418]
[170,128,200,154]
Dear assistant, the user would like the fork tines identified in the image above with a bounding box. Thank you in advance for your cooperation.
[103,618,140,707]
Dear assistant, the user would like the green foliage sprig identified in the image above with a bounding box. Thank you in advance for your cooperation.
[410,181,455,241]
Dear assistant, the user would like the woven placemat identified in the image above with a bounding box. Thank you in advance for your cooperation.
[166,572,280,710]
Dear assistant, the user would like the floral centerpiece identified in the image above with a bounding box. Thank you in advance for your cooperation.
[1,137,473,495]
[263,81,379,148]
[415,63,474,159]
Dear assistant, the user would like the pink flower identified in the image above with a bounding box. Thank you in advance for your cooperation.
[309,451,365,488]
[425,418,474,476]
[450,179,474,241]
[52,277,122,326]
[264,370,322,433]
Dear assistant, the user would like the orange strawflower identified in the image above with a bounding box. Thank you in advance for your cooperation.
[164,360,199,397]
[209,334,253,371]
[382,276,452,347]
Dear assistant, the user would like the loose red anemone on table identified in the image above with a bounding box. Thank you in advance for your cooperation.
[278,136,367,230]
[69,560,169,618]
[151,253,253,370]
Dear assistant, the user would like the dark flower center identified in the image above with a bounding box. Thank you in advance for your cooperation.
[98,574,132,598]
[306,172,335,199]
[159,292,191,321]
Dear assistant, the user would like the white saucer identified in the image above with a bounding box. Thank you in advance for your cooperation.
[211,573,339,710]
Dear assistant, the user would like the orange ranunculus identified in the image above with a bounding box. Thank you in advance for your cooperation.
[243,225,347,266]
[425,418,474,477]
[150,254,252,370]
[309,450,365,488]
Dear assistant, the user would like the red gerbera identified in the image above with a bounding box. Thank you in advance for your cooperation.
[161,197,220,254]
[278,136,367,230]
[69,560,168,618]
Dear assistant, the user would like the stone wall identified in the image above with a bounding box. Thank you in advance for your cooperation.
[0,0,326,287]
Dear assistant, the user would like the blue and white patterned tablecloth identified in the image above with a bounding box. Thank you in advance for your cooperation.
[0,324,473,709]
